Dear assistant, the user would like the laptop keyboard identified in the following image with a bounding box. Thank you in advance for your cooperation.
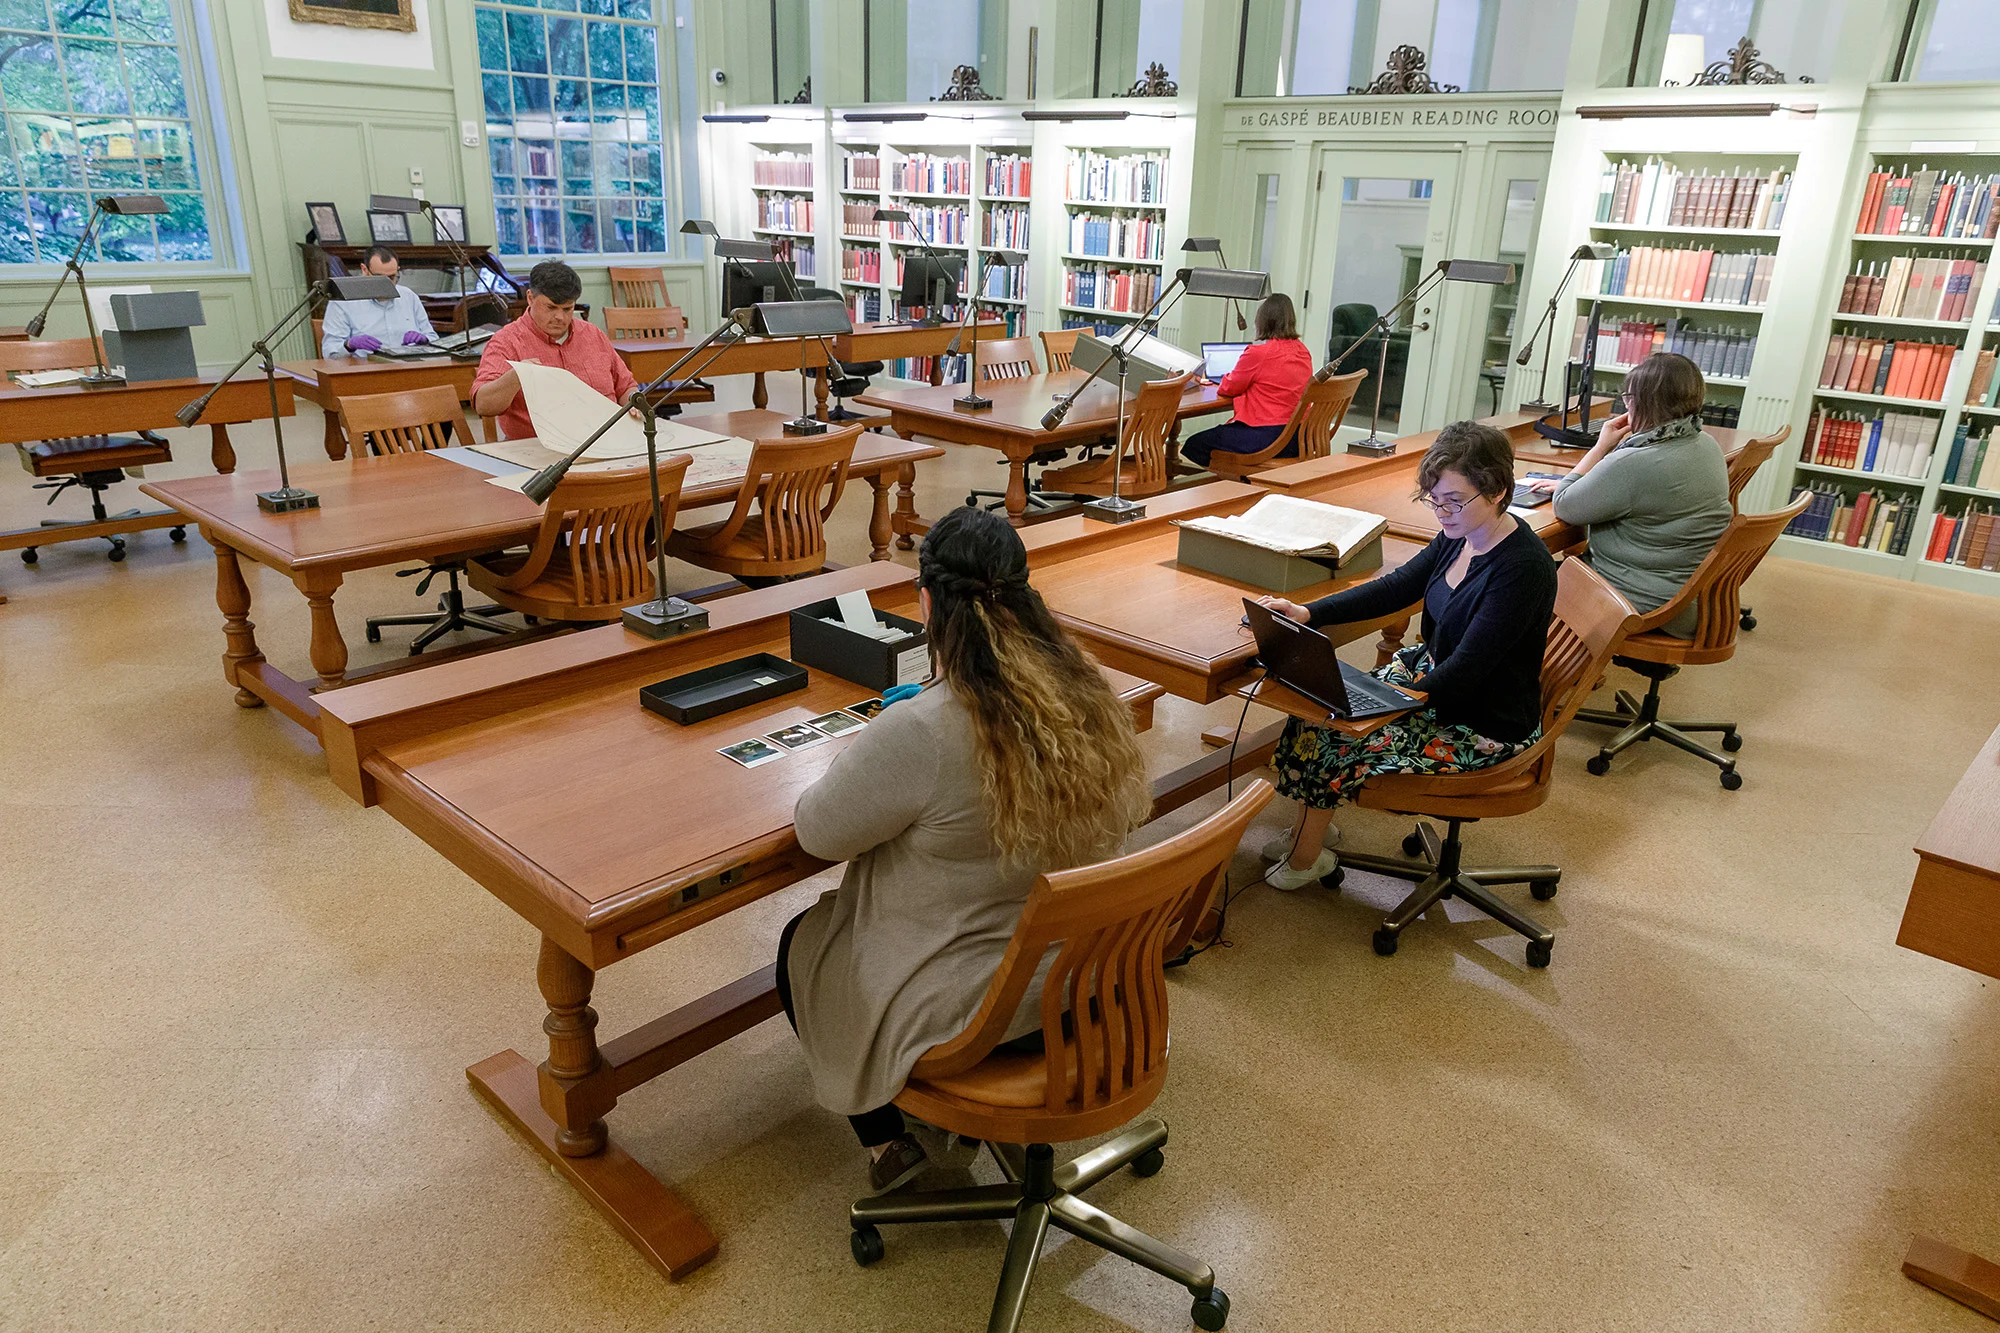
[1341,664,1412,710]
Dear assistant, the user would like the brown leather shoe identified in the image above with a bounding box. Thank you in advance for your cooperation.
[868,1135,927,1194]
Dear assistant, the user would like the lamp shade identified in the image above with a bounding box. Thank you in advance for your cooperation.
[750,299,854,339]
[1180,266,1269,300]
[1443,259,1516,285]
[680,218,720,237]
[369,193,423,213]
[99,194,170,216]
[872,206,911,224]
[1570,242,1618,261]
[1180,236,1224,253]
[327,274,401,301]
[713,238,777,261]
[982,248,1028,265]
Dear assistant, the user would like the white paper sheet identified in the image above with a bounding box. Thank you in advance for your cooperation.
[484,437,762,494]
[511,361,734,461]
[1175,495,1388,560]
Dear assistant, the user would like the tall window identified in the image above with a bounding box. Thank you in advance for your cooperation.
[1899,0,2000,82]
[476,0,668,257]
[1235,0,1577,96]
[0,0,213,264]
[864,0,1006,102]
[1630,0,1845,86]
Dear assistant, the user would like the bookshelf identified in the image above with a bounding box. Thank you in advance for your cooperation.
[1779,150,2000,590]
[1582,153,1798,437]
[1059,147,1170,333]
[749,143,819,282]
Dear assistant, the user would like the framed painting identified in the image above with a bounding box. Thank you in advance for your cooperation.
[429,205,466,244]
[305,201,346,245]
[367,209,412,244]
[286,0,416,34]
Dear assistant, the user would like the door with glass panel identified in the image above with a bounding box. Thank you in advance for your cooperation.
[1301,151,1459,440]
[1447,151,1548,423]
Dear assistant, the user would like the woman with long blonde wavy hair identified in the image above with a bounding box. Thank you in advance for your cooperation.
[777,505,1151,1193]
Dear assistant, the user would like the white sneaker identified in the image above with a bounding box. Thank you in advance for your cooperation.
[1265,848,1340,892]
[1259,826,1342,863]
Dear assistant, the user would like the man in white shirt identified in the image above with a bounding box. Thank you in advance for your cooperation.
[320,245,437,358]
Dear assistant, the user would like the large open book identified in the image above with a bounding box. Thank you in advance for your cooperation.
[1174,495,1387,565]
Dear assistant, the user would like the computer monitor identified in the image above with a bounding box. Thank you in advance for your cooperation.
[895,254,964,310]
[1202,342,1251,379]
[722,260,798,313]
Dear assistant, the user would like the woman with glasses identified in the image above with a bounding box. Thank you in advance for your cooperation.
[1252,420,1558,889]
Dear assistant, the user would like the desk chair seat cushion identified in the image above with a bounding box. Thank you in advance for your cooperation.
[466,546,643,622]
[1610,628,1735,669]
[18,433,172,477]
[667,513,826,577]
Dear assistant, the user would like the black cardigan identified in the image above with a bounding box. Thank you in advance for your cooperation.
[1305,521,1557,742]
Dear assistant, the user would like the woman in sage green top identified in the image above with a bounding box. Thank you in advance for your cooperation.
[1540,352,1732,638]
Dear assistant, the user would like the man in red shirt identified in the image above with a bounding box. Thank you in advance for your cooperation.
[1181,293,1313,469]
[473,260,640,440]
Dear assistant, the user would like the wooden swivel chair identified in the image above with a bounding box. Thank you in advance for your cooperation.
[848,781,1275,1333]
[963,339,1070,512]
[335,385,516,652]
[1040,372,1193,501]
[606,265,676,312]
[666,424,860,583]
[1329,559,1636,966]
[4,336,180,565]
[602,304,688,342]
[1204,368,1368,481]
[469,459,687,621]
[1039,327,1079,372]
[1574,495,1808,790]
[1724,425,1786,631]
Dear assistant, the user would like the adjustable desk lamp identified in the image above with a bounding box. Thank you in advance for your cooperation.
[1181,237,1251,342]
[1043,265,1270,523]
[948,247,1027,412]
[873,207,958,327]
[370,193,476,334]
[23,194,172,386]
[176,273,399,513]
[1516,242,1618,412]
[1326,259,1517,457]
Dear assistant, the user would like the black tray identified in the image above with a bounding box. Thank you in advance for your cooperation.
[640,652,807,725]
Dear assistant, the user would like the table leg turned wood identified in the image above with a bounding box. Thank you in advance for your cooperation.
[209,424,236,474]
[299,575,348,690]
[212,539,266,708]
[537,937,608,1156]
[865,473,893,561]
[752,371,769,411]
[1374,615,1411,669]
[1003,457,1029,527]
[321,411,346,461]
[813,368,829,421]
[894,461,920,551]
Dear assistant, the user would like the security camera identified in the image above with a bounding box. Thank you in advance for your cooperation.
[710,68,727,86]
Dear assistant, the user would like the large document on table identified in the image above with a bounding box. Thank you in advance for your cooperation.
[512,361,730,460]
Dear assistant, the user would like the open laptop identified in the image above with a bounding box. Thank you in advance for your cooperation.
[1202,341,1251,380]
[1242,598,1420,720]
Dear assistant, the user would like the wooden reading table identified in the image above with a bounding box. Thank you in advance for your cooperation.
[0,371,294,476]
[139,412,941,734]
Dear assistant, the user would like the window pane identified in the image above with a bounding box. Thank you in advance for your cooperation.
[98,207,157,261]
[0,1,51,32]
[547,15,585,74]
[560,137,591,190]
[482,71,511,119]
[62,39,129,114]
[0,193,33,262]
[512,74,550,112]
[141,120,198,189]
[57,0,111,35]
[506,10,547,72]
[114,0,177,40]
[11,114,81,186]
[597,197,633,252]
[588,19,622,77]
[1908,0,2000,81]
[617,0,651,19]
[623,23,655,83]
[1641,0,1841,85]
[476,6,507,68]
[1238,0,1572,95]
[80,118,144,189]
[156,191,209,259]
[123,41,187,117]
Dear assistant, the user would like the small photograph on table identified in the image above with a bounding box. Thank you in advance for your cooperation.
[844,697,887,721]
[367,209,411,245]
[305,201,345,244]
[766,723,830,752]
[429,205,466,243]
[718,737,785,769]
[806,711,866,738]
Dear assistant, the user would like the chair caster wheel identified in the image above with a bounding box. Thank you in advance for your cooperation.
[1526,939,1552,968]
[1372,928,1398,957]
[964,494,979,508]
[107,542,126,562]
[20,548,36,564]
[1721,731,1742,752]
[1530,879,1558,901]
[1585,755,1611,776]
[365,626,382,643]
[1191,1288,1230,1330]
[1719,769,1743,791]
[1401,830,1425,857]
[169,526,186,543]
[1739,613,1756,631]
[1131,1147,1165,1178]
[850,1223,884,1267]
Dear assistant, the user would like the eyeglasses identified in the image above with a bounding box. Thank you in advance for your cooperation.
[1419,493,1476,517]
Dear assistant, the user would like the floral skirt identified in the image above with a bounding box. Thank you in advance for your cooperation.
[1270,647,1539,811]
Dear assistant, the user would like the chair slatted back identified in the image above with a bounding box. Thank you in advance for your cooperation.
[736,425,861,565]
[544,461,686,609]
[976,336,1038,383]
[603,305,688,342]
[450,294,512,335]
[607,266,671,308]
[1637,495,1810,654]
[1122,372,1192,493]
[1040,327,1080,373]
[0,337,103,373]
[1725,425,1787,508]
[336,385,469,456]
[1292,368,1368,460]
[909,782,1274,1118]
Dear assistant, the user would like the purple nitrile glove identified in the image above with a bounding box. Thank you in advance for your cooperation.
[402,330,427,345]
[345,333,382,353]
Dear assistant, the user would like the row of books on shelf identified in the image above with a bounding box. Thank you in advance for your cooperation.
[891,355,969,384]
[1065,150,1168,206]
[1784,484,1918,554]
[1943,425,2000,490]
[767,237,814,279]
[891,154,972,196]
[1062,264,1162,315]
[984,153,1031,198]
[842,155,882,191]
[1066,212,1165,261]
[844,289,882,323]
[887,204,969,247]
[840,202,883,238]
[1837,257,1988,322]
[756,195,814,233]
[840,248,882,284]
[1698,402,1742,429]
[1816,335,1958,401]
[1927,503,2000,569]
[1062,316,1129,337]
[1593,161,1792,231]
[982,203,1029,249]
[1802,408,1940,479]
[981,262,1027,301]
[1855,166,2000,239]
[1573,317,1756,380]
[752,152,813,189]
[1590,247,1774,306]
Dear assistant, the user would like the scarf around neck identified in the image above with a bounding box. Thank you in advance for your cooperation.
[1624,414,1702,449]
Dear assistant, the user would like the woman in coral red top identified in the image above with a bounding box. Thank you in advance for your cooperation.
[1182,293,1313,469]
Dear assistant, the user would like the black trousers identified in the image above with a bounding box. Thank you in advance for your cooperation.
[776,909,907,1148]
[1182,419,1289,469]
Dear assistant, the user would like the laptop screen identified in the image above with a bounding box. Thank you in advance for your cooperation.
[1202,342,1250,379]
